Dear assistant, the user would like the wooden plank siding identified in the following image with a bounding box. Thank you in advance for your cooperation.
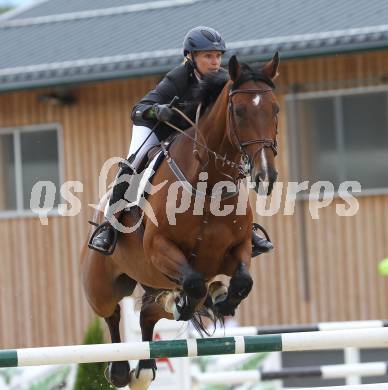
[1,49,388,348]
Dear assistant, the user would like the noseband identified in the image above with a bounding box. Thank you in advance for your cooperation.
[228,88,278,166]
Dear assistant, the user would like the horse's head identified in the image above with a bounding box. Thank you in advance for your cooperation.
[227,53,279,195]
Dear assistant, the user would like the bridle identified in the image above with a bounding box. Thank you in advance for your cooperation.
[161,80,279,199]
[228,87,278,175]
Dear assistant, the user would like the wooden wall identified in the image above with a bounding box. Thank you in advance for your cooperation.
[1,49,388,348]
[0,76,159,348]
[238,49,388,326]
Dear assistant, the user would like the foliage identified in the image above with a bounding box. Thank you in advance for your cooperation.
[240,353,268,370]
[0,7,12,14]
[73,318,116,390]
[0,368,22,385]
[30,366,71,390]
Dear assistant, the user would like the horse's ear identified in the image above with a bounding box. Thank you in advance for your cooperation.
[261,51,280,80]
[228,55,241,82]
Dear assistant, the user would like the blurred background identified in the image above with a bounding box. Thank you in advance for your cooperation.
[1,0,388,388]
[0,0,28,10]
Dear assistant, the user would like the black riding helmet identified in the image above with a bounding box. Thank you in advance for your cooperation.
[183,26,226,56]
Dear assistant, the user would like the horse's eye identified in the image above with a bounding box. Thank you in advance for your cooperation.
[235,106,245,117]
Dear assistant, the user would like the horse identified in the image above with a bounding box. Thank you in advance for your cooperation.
[80,53,279,389]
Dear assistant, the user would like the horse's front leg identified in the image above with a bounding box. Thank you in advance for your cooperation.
[104,304,131,387]
[129,288,173,390]
[149,233,208,321]
[214,242,253,316]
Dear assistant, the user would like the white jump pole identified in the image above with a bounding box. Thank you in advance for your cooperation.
[287,385,388,390]
[2,328,388,367]
[203,320,388,337]
[193,361,388,385]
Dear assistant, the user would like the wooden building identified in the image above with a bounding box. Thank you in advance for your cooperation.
[1,0,388,349]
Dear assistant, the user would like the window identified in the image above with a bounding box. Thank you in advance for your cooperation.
[287,88,388,191]
[0,125,62,215]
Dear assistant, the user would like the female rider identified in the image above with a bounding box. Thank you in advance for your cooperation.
[89,26,273,257]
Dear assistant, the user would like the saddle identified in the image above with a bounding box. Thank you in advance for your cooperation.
[88,133,177,243]
[135,132,177,175]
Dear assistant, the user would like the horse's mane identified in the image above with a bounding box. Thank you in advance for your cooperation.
[194,68,230,112]
[194,62,275,113]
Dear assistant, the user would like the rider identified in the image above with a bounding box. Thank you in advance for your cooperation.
[89,26,274,257]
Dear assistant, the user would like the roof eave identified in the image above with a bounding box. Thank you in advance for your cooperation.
[1,41,388,93]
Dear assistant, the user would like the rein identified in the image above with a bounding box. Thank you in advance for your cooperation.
[161,82,277,199]
[165,107,246,174]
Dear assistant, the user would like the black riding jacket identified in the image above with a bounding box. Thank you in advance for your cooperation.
[131,62,200,140]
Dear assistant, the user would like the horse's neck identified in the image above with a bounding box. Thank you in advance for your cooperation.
[200,85,229,150]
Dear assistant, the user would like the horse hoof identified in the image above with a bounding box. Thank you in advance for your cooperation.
[129,366,155,390]
[172,295,195,321]
[208,281,228,304]
[155,291,180,314]
[214,299,236,316]
[105,361,130,388]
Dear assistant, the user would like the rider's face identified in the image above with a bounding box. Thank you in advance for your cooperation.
[192,51,222,75]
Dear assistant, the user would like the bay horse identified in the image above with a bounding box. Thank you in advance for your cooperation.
[80,53,279,389]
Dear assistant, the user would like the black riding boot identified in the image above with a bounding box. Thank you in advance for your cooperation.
[251,223,273,257]
[88,160,135,255]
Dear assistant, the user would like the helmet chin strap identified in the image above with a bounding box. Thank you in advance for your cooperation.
[187,54,204,79]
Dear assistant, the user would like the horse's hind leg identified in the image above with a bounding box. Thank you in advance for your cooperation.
[129,288,173,390]
[104,275,137,387]
[215,262,253,316]
[104,304,131,387]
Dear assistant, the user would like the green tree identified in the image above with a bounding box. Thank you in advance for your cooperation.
[74,318,116,390]
[0,7,12,14]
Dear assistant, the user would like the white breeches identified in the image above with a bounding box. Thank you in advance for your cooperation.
[127,125,159,166]
[104,125,158,218]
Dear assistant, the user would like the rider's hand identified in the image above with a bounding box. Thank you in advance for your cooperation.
[152,103,173,122]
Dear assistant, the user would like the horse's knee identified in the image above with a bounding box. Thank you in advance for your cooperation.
[230,271,253,299]
[182,270,207,299]
[229,262,253,298]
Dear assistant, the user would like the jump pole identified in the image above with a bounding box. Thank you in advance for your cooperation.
[290,385,388,390]
[2,327,388,368]
[204,319,388,337]
[193,361,388,385]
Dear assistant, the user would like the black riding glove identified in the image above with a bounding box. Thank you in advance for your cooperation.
[151,103,174,122]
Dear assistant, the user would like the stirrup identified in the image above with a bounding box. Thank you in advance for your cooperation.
[252,222,272,242]
[88,220,119,256]
[252,222,273,258]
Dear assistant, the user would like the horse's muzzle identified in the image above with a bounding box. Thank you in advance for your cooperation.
[253,168,278,195]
